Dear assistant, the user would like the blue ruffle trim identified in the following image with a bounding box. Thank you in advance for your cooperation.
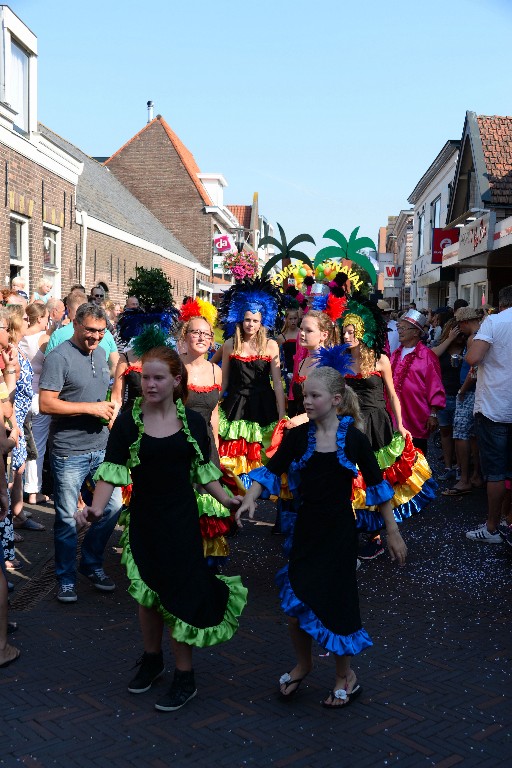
[365,478,395,506]
[355,477,438,532]
[294,416,357,477]
[276,566,373,656]
[247,466,281,498]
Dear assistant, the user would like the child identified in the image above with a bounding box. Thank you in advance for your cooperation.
[236,363,407,709]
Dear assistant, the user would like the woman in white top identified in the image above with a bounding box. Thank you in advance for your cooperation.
[18,303,51,505]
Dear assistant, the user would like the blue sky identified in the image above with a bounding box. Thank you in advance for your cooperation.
[13,0,512,252]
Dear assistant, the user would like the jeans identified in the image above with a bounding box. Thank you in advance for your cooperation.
[51,451,121,583]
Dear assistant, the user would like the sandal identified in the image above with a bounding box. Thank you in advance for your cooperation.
[5,559,22,571]
[14,517,45,531]
[322,683,362,709]
[24,493,51,505]
[441,486,472,496]
[278,672,307,700]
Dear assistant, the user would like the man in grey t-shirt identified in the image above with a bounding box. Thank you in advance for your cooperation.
[39,303,121,603]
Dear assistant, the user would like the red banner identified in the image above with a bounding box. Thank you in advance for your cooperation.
[432,228,459,264]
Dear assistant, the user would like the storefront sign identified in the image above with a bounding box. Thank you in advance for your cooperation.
[213,234,234,253]
[458,212,495,260]
[432,228,459,264]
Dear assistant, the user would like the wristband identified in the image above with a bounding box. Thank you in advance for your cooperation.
[5,369,16,374]
[430,412,438,418]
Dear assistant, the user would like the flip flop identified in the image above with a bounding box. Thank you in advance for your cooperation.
[14,518,45,531]
[441,487,472,496]
[278,672,307,700]
[23,493,51,505]
[322,683,362,709]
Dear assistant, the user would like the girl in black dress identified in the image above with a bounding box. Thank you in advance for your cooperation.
[236,364,407,709]
[76,347,246,712]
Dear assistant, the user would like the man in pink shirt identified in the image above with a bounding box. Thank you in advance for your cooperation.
[390,310,446,456]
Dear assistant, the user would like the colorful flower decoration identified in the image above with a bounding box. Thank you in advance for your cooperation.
[222,250,259,281]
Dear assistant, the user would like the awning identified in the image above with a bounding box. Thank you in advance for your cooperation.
[417,268,440,287]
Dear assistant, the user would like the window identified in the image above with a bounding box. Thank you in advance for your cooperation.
[431,196,441,249]
[459,285,471,303]
[10,39,29,133]
[9,215,29,284]
[417,212,425,258]
[43,227,59,269]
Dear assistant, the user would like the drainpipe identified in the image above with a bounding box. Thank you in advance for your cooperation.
[80,210,88,288]
[193,268,197,298]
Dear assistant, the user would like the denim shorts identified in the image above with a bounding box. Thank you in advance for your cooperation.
[474,412,512,482]
[437,394,457,428]
[453,392,476,440]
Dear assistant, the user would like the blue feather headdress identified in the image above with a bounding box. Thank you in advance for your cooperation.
[117,308,179,345]
[219,277,284,338]
[310,344,354,377]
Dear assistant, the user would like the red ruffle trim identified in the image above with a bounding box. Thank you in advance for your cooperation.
[266,418,287,459]
[123,365,142,376]
[353,435,417,491]
[199,516,232,539]
[188,383,221,393]
[346,371,382,379]
[229,354,272,362]
[219,438,261,462]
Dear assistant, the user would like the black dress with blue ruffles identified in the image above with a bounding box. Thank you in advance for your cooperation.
[249,416,394,655]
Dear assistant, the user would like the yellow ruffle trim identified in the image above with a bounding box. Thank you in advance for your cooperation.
[353,451,432,510]
[203,537,229,558]
[220,455,262,477]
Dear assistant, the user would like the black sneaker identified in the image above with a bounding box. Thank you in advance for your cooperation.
[155,669,197,711]
[128,651,165,694]
[79,567,115,592]
[57,583,78,602]
[358,538,385,560]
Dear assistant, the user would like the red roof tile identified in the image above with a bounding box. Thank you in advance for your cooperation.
[477,115,512,205]
[105,117,212,206]
[227,205,252,229]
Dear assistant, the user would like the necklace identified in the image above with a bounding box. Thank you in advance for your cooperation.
[391,343,421,399]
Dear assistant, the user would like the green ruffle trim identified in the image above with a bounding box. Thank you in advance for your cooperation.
[93,461,131,487]
[119,510,247,647]
[375,432,405,470]
[219,410,277,448]
[127,396,221,485]
[195,489,232,519]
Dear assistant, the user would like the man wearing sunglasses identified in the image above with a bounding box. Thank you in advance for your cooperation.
[39,303,122,604]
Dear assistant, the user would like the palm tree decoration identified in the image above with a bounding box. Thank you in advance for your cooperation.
[259,223,315,281]
[314,227,378,285]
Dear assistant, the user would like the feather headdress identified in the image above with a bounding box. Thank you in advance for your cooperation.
[179,297,217,329]
[310,344,354,377]
[338,295,387,356]
[117,308,179,345]
[219,277,284,338]
[310,293,347,322]
[131,324,175,358]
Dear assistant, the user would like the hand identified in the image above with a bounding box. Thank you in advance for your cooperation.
[74,506,102,528]
[0,491,9,520]
[427,415,438,433]
[285,415,305,429]
[456,390,466,401]
[9,424,20,448]
[89,401,115,421]
[398,426,411,442]
[225,495,242,512]
[448,325,461,341]
[386,529,407,566]
[235,497,257,527]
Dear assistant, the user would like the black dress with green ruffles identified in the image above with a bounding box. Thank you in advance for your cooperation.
[94,398,247,647]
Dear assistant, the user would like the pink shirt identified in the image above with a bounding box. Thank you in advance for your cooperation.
[390,342,446,439]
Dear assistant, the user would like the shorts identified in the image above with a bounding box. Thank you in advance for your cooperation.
[474,412,512,482]
[453,392,476,440]
[437,394,457,428]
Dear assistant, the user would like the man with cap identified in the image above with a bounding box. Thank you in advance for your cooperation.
[377,300,399,354]
[389,309,446,455]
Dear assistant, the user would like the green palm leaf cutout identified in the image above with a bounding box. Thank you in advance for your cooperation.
[260,223,314,280]
[322,229,348,252]
[314,227,377,284]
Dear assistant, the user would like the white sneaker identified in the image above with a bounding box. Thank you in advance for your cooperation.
[465,524,502,544]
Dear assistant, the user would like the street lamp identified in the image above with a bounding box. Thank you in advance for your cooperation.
[233,225,245,254]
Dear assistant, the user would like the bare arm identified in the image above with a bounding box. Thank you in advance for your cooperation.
[378,355,408,438]
[465,339,490,366]
[431,326,461,357]
[39,389,114,421]
[235,480,263,526]
[379,499,407,565]
[110,356,128,408]
[268,340,286,420]
[75,479,115,526]
[108,350,119,377]
[221,339,233,395]
[209,345,223,365]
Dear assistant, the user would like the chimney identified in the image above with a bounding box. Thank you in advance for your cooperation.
[147,100,154,123]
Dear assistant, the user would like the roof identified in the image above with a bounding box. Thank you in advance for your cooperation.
[105,116,213,206]
[227,205,252,229]
[38,124,200,267]
[476,114,512,205]
[407,140,460,204]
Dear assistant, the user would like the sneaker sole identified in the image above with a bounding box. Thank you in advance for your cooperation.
[154,689,197,711]
[465,534,502,544]
[91,583,116,592]
[57,595,78,603]
[128,668,165,694]
[358,549,385,560]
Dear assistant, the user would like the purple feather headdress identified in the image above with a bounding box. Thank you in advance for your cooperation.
[310,344,354,377]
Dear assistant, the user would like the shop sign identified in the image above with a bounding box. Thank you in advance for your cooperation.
[432,228,459,264]
[458,212,495,260]
[213,234,234,253]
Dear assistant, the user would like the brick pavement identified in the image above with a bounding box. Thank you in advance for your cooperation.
[2,468,512,767]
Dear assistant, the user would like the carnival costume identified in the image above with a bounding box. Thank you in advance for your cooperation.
[249,415,394,655]
[217,278,284,489]
[94,399,247,646]
[337,298,437,531]
[180,298,233,567]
